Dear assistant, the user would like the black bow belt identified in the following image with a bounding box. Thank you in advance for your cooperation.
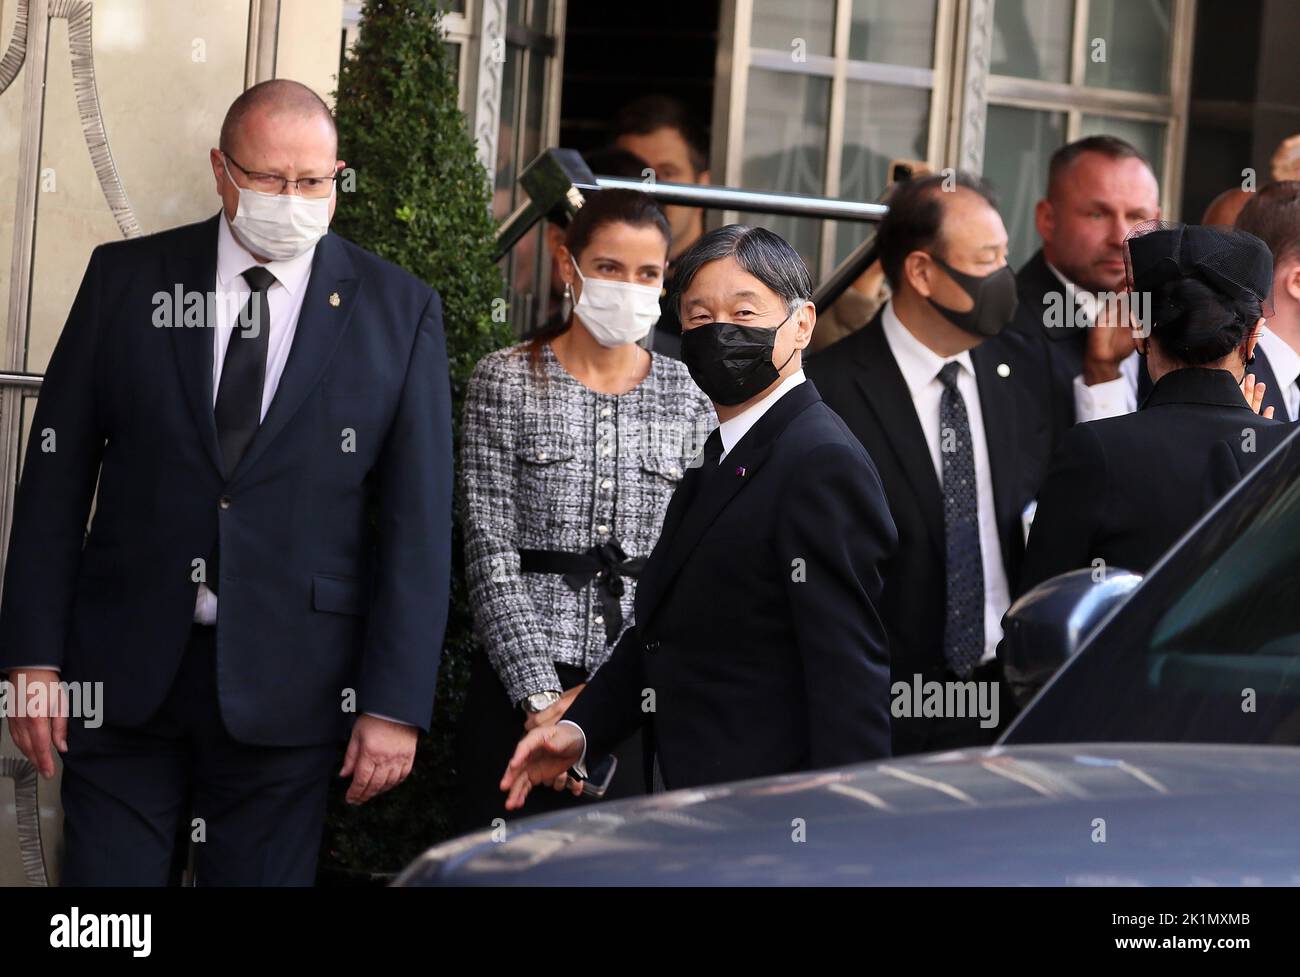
[518,539,645,644]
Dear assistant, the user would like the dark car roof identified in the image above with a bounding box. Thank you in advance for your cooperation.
[397,744,1300,886]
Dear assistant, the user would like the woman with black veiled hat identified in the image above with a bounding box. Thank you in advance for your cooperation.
[1020,222,1298,590]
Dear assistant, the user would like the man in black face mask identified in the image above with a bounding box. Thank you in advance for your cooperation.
[808,172,1063,755]
[498,225,898,803]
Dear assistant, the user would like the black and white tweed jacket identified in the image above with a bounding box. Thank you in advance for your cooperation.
[460,341,715,705]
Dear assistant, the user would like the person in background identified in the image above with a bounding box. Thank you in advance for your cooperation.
[809,172,1060,754]
[1201,133,1300,227]
[498,224,897,806]
[456,188,712,830]
[1272,134,1300,182]
[1202,187,1253,228]
[1021,224,1294,591]
[1234,181,1300,421]
[1011,135,1161,424]
[613,95,713,358]
[613,95,711,262]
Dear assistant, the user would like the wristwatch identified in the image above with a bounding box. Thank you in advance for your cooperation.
[521,690,562,713]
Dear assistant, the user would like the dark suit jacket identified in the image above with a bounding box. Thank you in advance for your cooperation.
[1021,367,1296,589]
[0,214,453,746]
[565,378,897,790]
[1015,248,1290,421]
[1013,250,1088,419]
[807,309,1060,690]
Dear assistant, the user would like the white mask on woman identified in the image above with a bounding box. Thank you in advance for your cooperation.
[569,256,663,347]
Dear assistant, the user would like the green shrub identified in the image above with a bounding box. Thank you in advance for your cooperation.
[320,0,509,882]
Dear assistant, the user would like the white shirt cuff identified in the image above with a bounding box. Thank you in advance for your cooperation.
[1073,372,1136,422]
[557,718,588,778]
[362,711,414,727]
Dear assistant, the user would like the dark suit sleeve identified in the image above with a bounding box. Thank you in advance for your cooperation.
[775,442,897,767]
[1019,422,1107,594]
[0,249,108,673]
[356,289,453,730]
[563,625,647,760]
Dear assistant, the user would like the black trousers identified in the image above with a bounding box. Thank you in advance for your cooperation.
[890,658,1018,756]
[60,623,341,886]
[454,649,645,834]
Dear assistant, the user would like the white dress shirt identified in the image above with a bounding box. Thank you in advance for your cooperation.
[717,368,806,461]
[1255,325,1300,421]
[882,301,1010,662]
[1045,260,1141,421]
[193,217,317,625]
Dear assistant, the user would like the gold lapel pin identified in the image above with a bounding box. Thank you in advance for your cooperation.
[329,292,341,307]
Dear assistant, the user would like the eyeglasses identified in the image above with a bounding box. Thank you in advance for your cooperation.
[222,151,338,198]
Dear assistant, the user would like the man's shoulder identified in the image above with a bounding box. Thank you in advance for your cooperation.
[89,214,219,265]
[326,232,436,303]
[1014,248,1057,298]
[782,394,874,468]
[806,308,885,383]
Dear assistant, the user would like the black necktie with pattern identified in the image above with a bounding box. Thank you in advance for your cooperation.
[209,266,275,595]
[937,361,984,678]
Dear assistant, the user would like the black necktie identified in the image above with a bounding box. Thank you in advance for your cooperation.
[692,428,725,494]
[208,266,274,597]
[702,427,724,470]
[215,266,276,477]
[662,428,723,537]
[937,361,984,678]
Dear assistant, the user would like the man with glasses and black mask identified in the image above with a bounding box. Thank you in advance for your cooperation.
[808,172,1061,755]
[497,224,897,805]
[0,79,453,885]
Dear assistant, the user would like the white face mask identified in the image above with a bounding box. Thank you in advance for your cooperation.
[223,157,332,261]
[570,255,663,347]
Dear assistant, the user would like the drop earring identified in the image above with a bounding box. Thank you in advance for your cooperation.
[561,281,574,322]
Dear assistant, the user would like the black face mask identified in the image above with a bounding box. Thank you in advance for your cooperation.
[680,311,797,406]
[925,254,1019,338]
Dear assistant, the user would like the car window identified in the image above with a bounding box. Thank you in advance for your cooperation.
[1004,431,1300,746]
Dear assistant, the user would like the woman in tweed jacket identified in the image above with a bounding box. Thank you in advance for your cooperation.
[455,190,714,828]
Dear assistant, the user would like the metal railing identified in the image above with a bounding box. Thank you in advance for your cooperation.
[495,148,887,314]
[0,372,43,389]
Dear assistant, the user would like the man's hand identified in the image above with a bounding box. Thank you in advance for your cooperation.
[339,714,418,805]
[500,722,584,811]
[1241,373,1275,418]
[523,683,585,731]
[1082,297,1138,385]
[5,669,67,779]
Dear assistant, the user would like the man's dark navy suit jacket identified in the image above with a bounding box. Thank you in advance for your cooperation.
[565,378,897,790]
[0,214,453,746]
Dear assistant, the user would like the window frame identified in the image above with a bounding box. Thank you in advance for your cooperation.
[978,0,1198,218]
[712,0,958,279]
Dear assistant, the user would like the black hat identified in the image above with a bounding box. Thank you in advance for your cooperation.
[1124,220,1275,318]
